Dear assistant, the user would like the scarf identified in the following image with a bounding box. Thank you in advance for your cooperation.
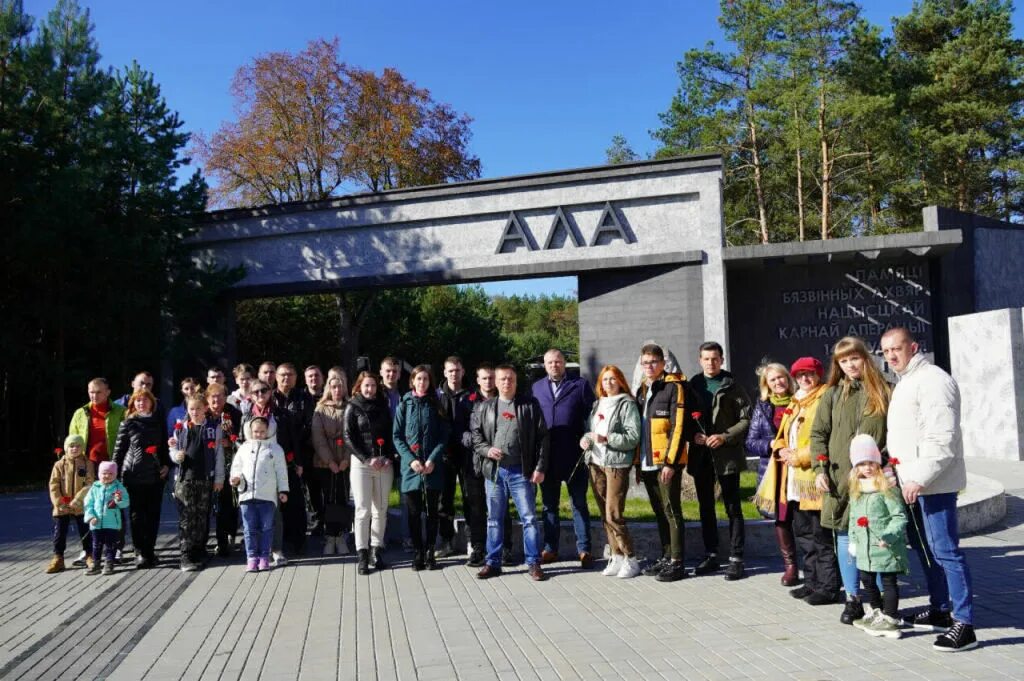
[753,386,825,514]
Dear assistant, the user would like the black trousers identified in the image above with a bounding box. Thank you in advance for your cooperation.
[305,467,325,526]
[405,488,441,554]
[794,508,839,594]
[860,570,899,617]
[317,467,352,536]
[52,515,91,555]
[214,483,238,550]
[690,464,745,559]
[281,469,307,553]
[439,460,462,542]
[125,482,164,560]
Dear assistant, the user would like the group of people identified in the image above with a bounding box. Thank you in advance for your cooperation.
[45,328,978,652]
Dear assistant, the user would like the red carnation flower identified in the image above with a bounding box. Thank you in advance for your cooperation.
[207,441,216,449]
[783,408,794,416]
[653,450,661,458]
[411,444,421,453]
[691,411,702,420]
[816,455,829,463]
[335,438,344,446]
[376,437,385,447]
[468,393,477,402]
[888,457,900,466]
[598,413,605,421]
[174,422,183,431]
[54,447,63,456]
[501,411,515,420]
[145,445,157,455]
[229,434,238,443]
[286,452,295,463]
[60,496,72,505]
[857,516,869,528]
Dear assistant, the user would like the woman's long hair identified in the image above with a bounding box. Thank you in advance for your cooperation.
[757,363,796,401]
[847,461,892,500]
[826,336,890,416]
[350,371,378,398]
[595,365,632,398]
[319,375,348,407]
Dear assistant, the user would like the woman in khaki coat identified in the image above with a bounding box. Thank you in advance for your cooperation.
[312,375,351,555]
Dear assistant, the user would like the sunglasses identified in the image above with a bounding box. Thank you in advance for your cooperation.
[252,387,271,396]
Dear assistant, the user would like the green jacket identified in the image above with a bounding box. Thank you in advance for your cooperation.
[393,392,450,493]
[809,381,887,530]
[583,394,641,468]
[68,401,126,462]
[847,487,909,574]
[688,372,751,476]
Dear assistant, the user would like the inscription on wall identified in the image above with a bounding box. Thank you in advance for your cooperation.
[496,202,633,254]
[728,261,934,391]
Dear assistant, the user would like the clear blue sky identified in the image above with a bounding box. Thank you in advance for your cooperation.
[25,0,1024,297]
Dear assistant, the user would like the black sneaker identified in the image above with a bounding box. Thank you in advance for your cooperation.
[804,590,839,606]
[933,621,978,652]
[371,547,388,570]
[693,554,720,576]
[642,556,669,577]
[655,560,688,582]
[789,585,812,599]
[501,547,518,567]
[466,550,485,568]
[840,598,864,625]
[723,560,745,581]
[904,608,954,632]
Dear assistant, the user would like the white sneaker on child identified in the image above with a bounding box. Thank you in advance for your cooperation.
[617,556,642,579]
[271,552,288,567]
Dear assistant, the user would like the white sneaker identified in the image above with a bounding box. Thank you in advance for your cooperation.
[322,537,336,556]
[602,554,624,576]
[271,552,288,567]
[337,534,351,556]
[72,551,87,567]
[617,556,642,579]
[466,541,474,558]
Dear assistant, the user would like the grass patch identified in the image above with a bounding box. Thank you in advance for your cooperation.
[388,470,762,522]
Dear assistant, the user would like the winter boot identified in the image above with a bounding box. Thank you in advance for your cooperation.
[357,549,370,575]
[46,555,65,574]
[371,546,388,570]
[775,525,800,587]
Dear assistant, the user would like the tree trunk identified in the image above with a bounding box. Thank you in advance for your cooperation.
[794,104,806,242]
[745,69,769,244]
[818,87,831,240]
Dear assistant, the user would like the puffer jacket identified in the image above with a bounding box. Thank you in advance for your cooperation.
[113,414,170,486]
[847,485,909,574]
[809,380,887,530]
[635,373,697,469]
[583,393,641,468]
[230,439,290,503]
[83,480,130,530]
[886,353,966,496]
[393,392,450,493]
[343,395,395,464]
[471,395,549,482]
[746,399,788,483]
[689,371,752,476]
[241,407,299,469]
[49,452,95,516]
[312,401,349,469]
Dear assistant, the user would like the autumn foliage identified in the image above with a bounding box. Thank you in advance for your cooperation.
[192,38,480,208]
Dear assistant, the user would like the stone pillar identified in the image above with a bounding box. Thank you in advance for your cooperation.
[948,308,1024,461]
[578,262,705,384]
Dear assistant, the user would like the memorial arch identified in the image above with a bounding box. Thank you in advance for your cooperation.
[190,154,728,378]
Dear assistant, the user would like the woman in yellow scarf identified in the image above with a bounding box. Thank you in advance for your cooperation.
[754,357,828,590]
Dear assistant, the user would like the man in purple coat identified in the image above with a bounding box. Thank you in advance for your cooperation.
[532,349,596,568]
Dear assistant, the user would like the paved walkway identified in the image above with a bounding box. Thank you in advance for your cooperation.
[1,459,1022,681]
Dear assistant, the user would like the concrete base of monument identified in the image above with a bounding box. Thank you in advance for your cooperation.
[382,473,1006,561]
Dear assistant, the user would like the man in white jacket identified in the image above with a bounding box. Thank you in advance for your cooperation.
[881,328,976,652]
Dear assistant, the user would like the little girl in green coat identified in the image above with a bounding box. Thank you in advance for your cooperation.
[847,433,909,639]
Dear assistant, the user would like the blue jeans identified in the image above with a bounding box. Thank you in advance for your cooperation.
[485,465,540,568]
[837,531,883,598]
[241,500,276,560]
[540,467,591,555]
[908,493,974,625]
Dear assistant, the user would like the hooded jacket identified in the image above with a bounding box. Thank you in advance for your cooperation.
[230,439,290,504]
[582,393,641,468]
[635,373,696,468]
[312,401,350,469]
[847,485,909,574]
[83,480,130,530]
[49,452,95,517]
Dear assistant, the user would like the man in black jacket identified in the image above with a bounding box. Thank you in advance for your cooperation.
[471,365,550,581]
[436,356,477,561]
[273,363,314,550]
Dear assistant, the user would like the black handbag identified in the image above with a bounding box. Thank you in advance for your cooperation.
[322,475,351,525]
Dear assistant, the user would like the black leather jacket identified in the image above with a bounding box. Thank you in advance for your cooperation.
[343,395,396,464]
[471,395,549,481]
[113,414,170,486]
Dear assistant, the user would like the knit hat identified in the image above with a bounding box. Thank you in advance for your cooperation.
[849,433,882,467]
[63,433,85,452]
[98,461,118,477]
[790,356,824,378]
